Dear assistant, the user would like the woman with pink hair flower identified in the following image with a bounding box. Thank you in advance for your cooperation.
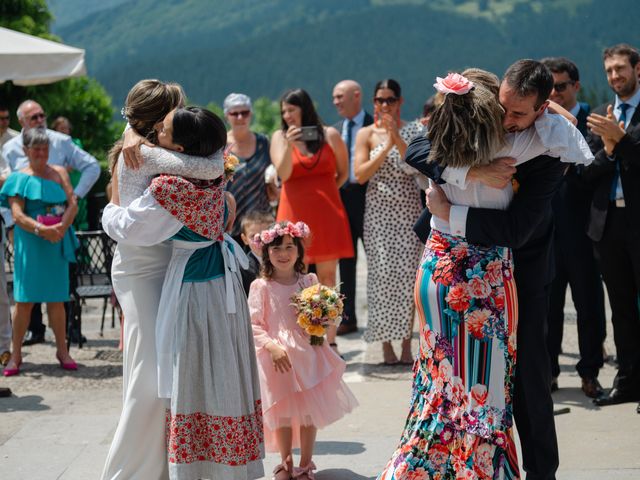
[379,70,593,479]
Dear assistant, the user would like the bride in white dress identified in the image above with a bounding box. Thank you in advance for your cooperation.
[100,80,224,480]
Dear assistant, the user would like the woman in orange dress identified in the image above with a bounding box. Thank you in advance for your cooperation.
[270,88,354,352]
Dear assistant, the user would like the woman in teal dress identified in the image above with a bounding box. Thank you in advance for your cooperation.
[2,127,78,376]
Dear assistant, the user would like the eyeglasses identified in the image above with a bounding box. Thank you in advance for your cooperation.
[29,113,46,122]
[552,81,576,93]
[228,110,251,118]
[374,97,399,106]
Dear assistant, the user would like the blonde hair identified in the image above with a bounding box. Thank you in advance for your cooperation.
[427,71,504,169]
[108,79,185,173]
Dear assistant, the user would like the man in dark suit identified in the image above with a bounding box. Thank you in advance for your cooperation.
[541,57,606,398]
[332,80,373,335]
[584,44,640,414]
[409,60,565,479]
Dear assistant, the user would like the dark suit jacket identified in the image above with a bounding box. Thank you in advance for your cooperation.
[406,135,566,292]
[583,101,640,241]
[552,103,593,238]
[241,252,261,295]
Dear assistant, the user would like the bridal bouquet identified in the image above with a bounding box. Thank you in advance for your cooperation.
[292,284,344,346]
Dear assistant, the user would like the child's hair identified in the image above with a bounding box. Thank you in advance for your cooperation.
[172,106,227,156]
[260,223,306,279]
[241,210,275,235]
[427,76,505,169]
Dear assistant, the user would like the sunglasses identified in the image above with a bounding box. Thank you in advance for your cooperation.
[228,110,251,118]
[374,97,399,106]
[552,81,575,93]
[29,112,46,122]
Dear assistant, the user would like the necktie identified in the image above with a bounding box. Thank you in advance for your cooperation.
[610,103,630,200]
[346,119,356,183]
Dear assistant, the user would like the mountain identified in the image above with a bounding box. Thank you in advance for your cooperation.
[48,0,640,121]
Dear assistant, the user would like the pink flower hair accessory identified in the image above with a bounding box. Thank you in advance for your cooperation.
[434,73,475,96]
[252,221,310,248]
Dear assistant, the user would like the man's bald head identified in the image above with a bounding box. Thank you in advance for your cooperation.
[333,80,363,119]
[17,100,47,130]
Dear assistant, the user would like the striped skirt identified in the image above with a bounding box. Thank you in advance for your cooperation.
[379,230,520,479]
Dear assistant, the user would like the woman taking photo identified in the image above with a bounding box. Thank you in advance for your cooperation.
[2,127,78,376]
[224,93,273,240]
[270,88,353,352]
[354,79,423,365]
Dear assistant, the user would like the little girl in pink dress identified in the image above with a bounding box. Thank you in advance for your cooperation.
[248,221,358,480]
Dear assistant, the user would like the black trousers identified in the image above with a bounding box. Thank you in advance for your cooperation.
[594,207,640,393]
[547,232,606,379]
[338,183,366,326]
[514,284,559,480]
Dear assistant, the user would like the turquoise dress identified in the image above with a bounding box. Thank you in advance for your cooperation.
[1,172,78,303]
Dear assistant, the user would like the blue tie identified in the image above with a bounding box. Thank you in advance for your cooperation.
[610,103,630,200]
[346,119,356,183]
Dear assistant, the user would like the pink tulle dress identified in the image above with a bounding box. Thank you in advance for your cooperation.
[248,273,358,452]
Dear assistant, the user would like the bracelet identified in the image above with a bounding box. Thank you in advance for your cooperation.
[34,222,43,237]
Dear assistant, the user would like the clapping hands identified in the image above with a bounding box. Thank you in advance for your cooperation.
[587,105,625,156]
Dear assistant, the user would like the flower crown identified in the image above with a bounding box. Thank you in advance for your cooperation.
[252,221,310,248]
[434,73,475,96]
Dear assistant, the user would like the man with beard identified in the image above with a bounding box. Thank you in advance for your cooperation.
[585,44,640,413]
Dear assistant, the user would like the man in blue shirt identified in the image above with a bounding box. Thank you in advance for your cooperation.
[2,100,100,345]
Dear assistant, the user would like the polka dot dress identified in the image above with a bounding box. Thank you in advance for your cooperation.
[363,121,424,343]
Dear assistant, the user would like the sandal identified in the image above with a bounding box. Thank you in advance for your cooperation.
[272,455,293,480]
[293,461,316,479]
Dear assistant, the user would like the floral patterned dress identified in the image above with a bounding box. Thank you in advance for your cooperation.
[379,230,520,479]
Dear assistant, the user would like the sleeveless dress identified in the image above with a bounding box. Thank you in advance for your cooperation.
[276,143,353,264]
[227,133,272,238]
[0,172,77,302]
[248,273,358,452]
[363,122,423,343]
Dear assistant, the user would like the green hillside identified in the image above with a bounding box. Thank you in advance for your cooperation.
[49,0,640,121]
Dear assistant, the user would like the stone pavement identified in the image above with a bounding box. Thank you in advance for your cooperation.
[1,252,639,479]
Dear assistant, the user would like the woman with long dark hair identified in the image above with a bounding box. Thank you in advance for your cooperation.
[270,88,353,352]
[354,79,424,365]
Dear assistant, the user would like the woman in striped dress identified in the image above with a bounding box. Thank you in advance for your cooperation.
[379,70,594,479]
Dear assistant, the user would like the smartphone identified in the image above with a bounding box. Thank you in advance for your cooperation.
[300,126,319,141]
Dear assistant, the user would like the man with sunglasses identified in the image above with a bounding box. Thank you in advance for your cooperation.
[2,100,100,346]
[541,57,607,399]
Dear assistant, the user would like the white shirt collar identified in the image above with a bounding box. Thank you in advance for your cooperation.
[348,109,366,127]
[615,86,640,110]
[569,103,581,117]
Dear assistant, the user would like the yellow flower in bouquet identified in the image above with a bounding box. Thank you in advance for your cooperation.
[223,150,240,180]
[291,283,345,346]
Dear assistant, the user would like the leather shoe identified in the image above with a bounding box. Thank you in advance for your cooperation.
[336,323,358,336]
[581,377,604,399]
[636,403,640,414]
[22,331,45,346]
[593,387,640,406]
[0,387,12,398]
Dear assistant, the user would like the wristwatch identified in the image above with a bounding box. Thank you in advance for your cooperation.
[34,222,43,237]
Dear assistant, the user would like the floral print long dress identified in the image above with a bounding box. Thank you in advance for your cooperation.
[379,230,520,479]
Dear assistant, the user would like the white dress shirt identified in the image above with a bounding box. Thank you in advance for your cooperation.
[433,113,594,236]
[2,128,100,198]
[610,86,640,200]
[341,109,366,183]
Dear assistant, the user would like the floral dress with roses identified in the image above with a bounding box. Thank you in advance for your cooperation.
[379,230,520,480]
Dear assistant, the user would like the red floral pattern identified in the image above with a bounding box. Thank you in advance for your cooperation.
[150,175,226,240]
[165,400,264,466]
